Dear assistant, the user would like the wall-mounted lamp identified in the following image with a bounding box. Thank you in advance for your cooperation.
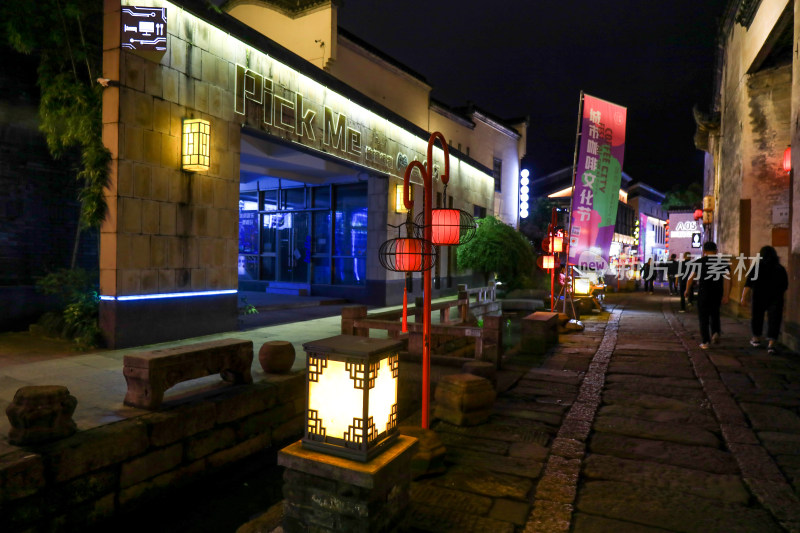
[395,184,415,213]
[302,335,401,462]
[182,118,210,172]
[783,146,791,173]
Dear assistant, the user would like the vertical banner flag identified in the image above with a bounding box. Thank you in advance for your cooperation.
[568,93,627,271]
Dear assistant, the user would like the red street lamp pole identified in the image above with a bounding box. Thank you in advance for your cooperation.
[402,132,449,429]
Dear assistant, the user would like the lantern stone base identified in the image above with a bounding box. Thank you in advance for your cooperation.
[397,426,447,479]
[277,436,418,533]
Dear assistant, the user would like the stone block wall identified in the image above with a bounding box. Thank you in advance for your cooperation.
[102,2,241,299]
[0,371,305,531]
[745,65,791,260]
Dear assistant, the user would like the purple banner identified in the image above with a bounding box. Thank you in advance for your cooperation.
[568,94,627,271]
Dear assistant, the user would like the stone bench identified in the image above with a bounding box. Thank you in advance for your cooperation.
[520,311,560,354]
[123,338,254,410]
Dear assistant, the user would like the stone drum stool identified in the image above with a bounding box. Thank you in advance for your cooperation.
[258,341,296,374]
[6,385,77,446]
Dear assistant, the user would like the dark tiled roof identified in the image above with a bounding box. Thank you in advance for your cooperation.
[337,26,429,85]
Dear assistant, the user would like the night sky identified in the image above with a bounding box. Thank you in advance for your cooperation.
[337,0,730,193]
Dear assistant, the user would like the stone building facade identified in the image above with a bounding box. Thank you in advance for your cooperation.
[100,0,526,347]
[697,0,797,349]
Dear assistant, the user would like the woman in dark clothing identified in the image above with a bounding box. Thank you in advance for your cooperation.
[740,246,789,355]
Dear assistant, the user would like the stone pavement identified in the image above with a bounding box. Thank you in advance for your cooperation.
[399,293,800,533]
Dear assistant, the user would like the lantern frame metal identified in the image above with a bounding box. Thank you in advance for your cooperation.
[302,335,402,462]
[413,208,477,246]
[378,236,439,272]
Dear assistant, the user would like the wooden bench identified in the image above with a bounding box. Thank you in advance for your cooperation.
[123,338,254,410]
[520,311,560,354]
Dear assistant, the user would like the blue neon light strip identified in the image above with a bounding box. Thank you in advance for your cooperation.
[100,289,237,302]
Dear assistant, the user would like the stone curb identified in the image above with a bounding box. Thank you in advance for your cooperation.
[524,305,622,532]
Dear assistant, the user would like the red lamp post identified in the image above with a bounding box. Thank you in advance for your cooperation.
[380,131,475,429]
[401,132,449,429]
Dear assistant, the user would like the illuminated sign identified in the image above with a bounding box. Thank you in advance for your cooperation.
[232,63,485,186]
[668,212,701,256]
[121,6,167,52]
[519,169,530,218]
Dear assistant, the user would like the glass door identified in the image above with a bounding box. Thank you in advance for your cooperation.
[277,212,310,283]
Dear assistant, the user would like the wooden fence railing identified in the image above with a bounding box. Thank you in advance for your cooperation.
[340,283,505,368]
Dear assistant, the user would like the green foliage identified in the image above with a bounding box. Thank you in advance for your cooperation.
[457,216,535,291]
[519,197,561,241]
[36,268,102,350]
[1,0,110,233]
[661,182,703,211]
[240,297,259,315]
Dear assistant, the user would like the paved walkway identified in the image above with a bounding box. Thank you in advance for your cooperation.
[400,293,800,533]
[3,292,800,532]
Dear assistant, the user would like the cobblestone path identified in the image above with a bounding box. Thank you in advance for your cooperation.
[404,294,800,533]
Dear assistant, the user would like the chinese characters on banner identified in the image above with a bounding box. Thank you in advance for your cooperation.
[568,94,627,270]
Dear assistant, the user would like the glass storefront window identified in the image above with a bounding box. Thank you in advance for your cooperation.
[238,254,258,280]
[239,190,258,211]
[282,187,305,210]
[312,257,330,284]
[262,190,278,211]
[260,256,276,280]
[333,183,367,286]
[261,214,278,253]
[313,186,330,208]
[239,181,367,286]
[239,211,258,254]
[313,211,330,254]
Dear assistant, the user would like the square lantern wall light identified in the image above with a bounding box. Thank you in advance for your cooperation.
[395,184,413,213]
[302,335,402,462]
[182,118,210,171]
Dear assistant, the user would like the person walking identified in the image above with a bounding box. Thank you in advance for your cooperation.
[685,241,730,349]
[667,253,679,295]
[740,245,789,355]
[641,258,655,294]
[678,252,693,312]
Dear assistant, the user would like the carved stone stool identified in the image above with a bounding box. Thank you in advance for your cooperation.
[6,385,77,446]
[433,374,495,426]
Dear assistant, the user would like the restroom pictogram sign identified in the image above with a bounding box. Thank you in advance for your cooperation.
[121,6,167,52]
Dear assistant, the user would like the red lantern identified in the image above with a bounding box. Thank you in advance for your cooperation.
[783,146,791,173]
[543,255,555,270]
[395,239,422,271]
[552,235,563,253]
[431,209,461,245]
[693,209,703,221]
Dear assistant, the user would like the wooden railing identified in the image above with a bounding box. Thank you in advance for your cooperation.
[340,283,505,368]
